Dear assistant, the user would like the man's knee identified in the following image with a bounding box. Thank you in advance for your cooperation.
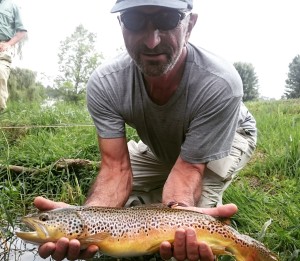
[199,132,256,207]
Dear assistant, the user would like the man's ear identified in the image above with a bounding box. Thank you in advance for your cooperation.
[186,13,198,40]
[117,16,122,26]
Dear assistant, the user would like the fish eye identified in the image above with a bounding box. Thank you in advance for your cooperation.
[39,214,49,222]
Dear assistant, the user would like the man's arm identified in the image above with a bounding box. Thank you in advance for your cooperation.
[162,156,205,206]
[35,136,132,260]
[161,157,237,261]
[0,31,27,52]
[85,136,133,207]
[7,31,27,46]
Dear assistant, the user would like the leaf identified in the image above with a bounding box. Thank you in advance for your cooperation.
[258,218,273,241]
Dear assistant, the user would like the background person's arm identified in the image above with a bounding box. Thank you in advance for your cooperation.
[0,31,27,51]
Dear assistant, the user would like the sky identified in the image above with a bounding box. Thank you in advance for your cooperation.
[13,0,300,99]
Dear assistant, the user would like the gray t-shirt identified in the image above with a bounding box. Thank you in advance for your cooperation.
[87,43,256,165]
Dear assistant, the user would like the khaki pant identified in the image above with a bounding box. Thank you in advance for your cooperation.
[126,131,256,208]
[0,49,12,110]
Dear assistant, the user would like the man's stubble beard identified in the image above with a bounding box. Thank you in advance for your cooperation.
[127,44,183,77]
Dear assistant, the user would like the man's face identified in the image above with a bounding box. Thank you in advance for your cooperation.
[119,7,192,77]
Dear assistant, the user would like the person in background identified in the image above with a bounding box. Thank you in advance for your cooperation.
[34,0,257,260]
[0,0,27,112]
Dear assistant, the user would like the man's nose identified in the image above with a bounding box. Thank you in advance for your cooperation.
[143,23,161,49]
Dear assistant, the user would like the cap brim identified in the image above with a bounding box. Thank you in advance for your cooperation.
[111,0,189,13]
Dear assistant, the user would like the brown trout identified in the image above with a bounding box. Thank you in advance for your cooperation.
[16,206,278,261]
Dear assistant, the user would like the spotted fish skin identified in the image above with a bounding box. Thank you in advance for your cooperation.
[16,206,278,261]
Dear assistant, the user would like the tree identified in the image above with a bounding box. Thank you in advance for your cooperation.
[55,24,103,102]
[8,67,46,102]
[285,55,300,99]
[233,62,259,101]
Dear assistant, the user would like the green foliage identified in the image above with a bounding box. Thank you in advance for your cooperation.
[7,67,46,102]
[0,101,98,165]
[233,62,259,101]
[246,99,300,178]
[285,54,300,99]
[55,24,104,102]
[224,99,300,260]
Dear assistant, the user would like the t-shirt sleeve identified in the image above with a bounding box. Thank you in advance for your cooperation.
[13,5,26,31]
[180,81,242,164]
[86,69,126,139]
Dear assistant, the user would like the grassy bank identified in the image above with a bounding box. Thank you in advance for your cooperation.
[226,99,300,260]
[0,99,299,260]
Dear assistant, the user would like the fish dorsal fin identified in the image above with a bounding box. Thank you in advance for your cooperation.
[217,217,231,225]
[129,203,167,209]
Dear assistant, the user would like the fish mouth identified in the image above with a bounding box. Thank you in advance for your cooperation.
[15,217,50,244]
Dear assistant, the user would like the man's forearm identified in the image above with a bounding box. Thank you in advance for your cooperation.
[162,157,205,206]
[8,31,27,46]
[84,168,133,207]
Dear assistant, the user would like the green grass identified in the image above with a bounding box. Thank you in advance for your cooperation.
[223,99,300,260]
[0,99,299,260]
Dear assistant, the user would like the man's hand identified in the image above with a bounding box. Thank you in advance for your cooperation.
[0,42,10,52]
[159,203,238,261]
[33,196,99,261]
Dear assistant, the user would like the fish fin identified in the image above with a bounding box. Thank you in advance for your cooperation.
[129,203,167,209]
[146,238,175,254]
[146,243,161,253]
[217,217,232,225]
[210,245,234,256]
[79,232,110,246]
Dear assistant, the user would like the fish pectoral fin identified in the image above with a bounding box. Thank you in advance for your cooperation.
[146,243,161,253]
[80,232,110,246]
[210,245,234,256]
[146,239,175,254]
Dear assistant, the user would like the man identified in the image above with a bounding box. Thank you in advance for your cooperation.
[0,0,27,111]
[35,0,256,260]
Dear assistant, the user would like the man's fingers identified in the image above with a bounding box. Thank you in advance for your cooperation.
[198,241,215,261]
[38,242,56,259]
[173,228,187,261]
[66,239,81,260]
[38,239,98,261]
[34,196,70,211]
[159,241,173,260]
[159,228,217,261]
[185,228,200,261]
[201,203,238,217]
[174,203,238,218]
[51,238,69,261]
[78,245,99,260]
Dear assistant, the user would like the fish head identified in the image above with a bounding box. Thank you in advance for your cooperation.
[16,207,84,245]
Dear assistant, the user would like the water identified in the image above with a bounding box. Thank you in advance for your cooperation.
[41,99,57,108]
[0,237,46,261]
[0,223,55,261]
